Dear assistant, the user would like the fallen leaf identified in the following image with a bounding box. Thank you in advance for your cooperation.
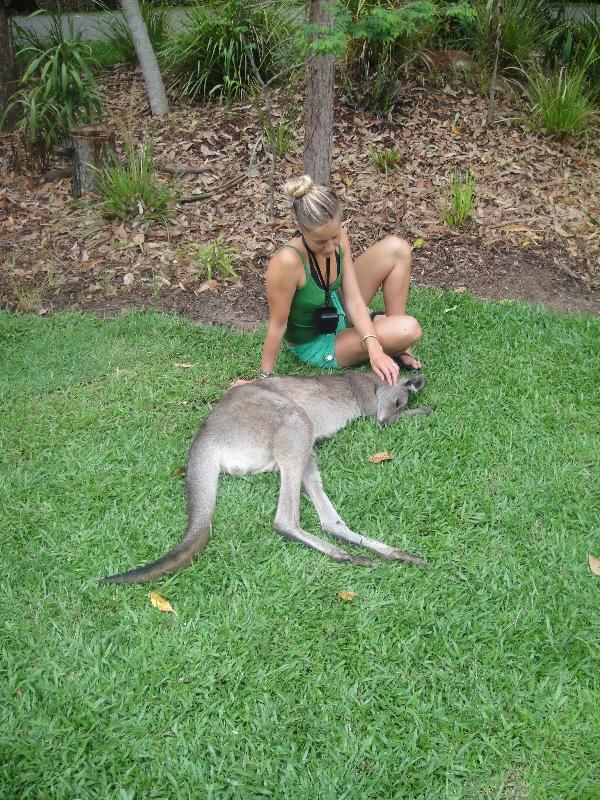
[368,452,394,463]
[123,272,135,286]
[589,554,600,576]
[494,223,534,234]
[132,232,145,246]
[173,363,195,369]
[172,466,186,479]
[150,592,175,613]
[338,168,351,187]
[112,224,128,240]
[338,591,357,601]
[196,279,219,294]
[413,237,425,248]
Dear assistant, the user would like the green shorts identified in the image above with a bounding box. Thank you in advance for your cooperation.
[287,294,347,369]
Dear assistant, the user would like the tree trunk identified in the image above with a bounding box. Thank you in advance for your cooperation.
[0,2,17,128]
[70,123,115,197]
[120,0,169,117]
[303,0,335,186]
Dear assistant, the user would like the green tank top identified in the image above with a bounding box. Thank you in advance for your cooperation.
[281,244,344,344]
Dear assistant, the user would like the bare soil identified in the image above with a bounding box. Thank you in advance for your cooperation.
[1,65,599,330]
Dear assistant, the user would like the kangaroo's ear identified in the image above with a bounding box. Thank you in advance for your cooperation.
[404,373,426,393]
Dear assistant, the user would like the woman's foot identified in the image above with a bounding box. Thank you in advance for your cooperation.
[369,313,422,370]
[395,351,421,371]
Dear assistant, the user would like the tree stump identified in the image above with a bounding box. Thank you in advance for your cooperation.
[70,123,115,197]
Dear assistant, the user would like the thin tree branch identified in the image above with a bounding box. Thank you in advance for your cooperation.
[487,0,504,125]
[179,173,246,203]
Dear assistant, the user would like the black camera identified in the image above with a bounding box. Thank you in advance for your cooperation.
[315,304,339,334]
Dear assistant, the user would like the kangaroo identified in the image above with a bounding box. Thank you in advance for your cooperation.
[99,371,432,585]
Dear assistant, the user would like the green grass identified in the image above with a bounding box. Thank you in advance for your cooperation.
[443,169,477,227]
[87,37,128,67]
[1,292,599,799]
[369,144,402,176]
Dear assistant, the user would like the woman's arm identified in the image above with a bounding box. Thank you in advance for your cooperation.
[339,228,400,382]
[260,251,302,375]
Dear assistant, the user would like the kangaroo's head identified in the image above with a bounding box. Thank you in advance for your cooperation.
[375,373,427,426]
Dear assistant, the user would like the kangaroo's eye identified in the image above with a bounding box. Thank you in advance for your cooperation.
[395,399,401,407]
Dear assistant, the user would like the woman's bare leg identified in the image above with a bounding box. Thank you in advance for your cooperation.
[334,314,421,368]
[335,236,422,369]
[353,235,413,314]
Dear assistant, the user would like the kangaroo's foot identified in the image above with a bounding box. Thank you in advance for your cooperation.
[274,524,374,566]
[301,455,425,566]
[376,546,427,566]
[321,523,426,566]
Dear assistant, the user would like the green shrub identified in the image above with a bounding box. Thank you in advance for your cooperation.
[340,1,436,114]
[2,12,102,167]
[443,169,476,227]
[431,0,478,51]
[163,0,302,102]
[343,58,402,115]
[557,13,600,102]
[578,16,600,101]
[471,0,557,71]
[97,1,171,64]
[95,138,176,222]
[524,59,599,139]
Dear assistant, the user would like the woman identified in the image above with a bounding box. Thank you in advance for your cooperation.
[260,175,422,386]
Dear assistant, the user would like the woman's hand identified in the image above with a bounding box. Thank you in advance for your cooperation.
[367,342,400,385]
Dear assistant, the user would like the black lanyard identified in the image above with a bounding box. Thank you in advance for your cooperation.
[301,236,340,304]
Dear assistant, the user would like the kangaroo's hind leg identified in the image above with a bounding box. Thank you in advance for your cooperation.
[302,455,426,566]
[271,414,373,566]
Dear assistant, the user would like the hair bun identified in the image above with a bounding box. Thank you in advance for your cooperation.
[284,175,313,200]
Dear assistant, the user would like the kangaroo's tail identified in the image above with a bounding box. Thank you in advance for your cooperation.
[99,441,219,585]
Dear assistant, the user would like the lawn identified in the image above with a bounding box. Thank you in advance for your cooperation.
[1,289,599,800]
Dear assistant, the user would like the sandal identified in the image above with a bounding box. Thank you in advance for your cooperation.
[394,352,421,372]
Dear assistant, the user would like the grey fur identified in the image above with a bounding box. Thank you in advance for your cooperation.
[99,371,432,584]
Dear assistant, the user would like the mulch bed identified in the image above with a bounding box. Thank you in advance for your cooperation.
[1,64,599,328]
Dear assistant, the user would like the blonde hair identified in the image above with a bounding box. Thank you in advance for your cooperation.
[283,175,342,231]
